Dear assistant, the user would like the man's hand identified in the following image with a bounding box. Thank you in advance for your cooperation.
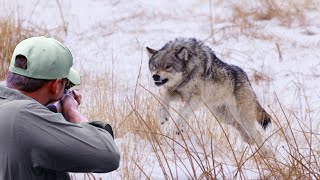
[61,90,88,123]
[70,89,82,105]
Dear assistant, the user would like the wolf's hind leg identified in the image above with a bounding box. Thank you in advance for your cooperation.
[214,105,254,144]
[231,121,256,145]
[239,108,271,154]
[241,119,264,146]
[237,101,265,147]
[240,118,274,156]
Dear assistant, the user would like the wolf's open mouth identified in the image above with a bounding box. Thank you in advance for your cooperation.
[155,79,168,86]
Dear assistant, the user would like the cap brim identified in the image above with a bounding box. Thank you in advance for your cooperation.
[67,68,81,85]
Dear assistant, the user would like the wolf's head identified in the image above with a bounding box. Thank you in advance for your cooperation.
[146,39,196,88]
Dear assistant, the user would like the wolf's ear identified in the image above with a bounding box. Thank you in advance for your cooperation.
[176,47,188,61]
[146,47,158,58]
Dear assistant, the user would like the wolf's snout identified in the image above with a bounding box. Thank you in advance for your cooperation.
[153,74,161,81]
[152,74,168,86]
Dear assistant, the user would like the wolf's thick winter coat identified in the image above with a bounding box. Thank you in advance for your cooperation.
[147,38,271,147]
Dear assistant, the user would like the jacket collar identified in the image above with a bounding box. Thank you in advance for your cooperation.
[0,85,34,101]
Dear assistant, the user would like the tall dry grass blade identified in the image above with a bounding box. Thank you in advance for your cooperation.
[127,98,175,179]
[55,0,68,35]
[131,156,151,180]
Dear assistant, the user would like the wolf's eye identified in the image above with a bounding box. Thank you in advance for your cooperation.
[165,65,172,70]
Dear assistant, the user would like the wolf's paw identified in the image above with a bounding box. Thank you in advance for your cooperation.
[160,117,169,125]
[176,129,184,135]
[158,108,170,125]
[176,124,185,135]
[159,115,169,125]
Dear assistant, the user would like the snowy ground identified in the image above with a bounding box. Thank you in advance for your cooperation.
[1,0,320,179]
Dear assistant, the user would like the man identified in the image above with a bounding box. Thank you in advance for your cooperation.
[0,36,120,180]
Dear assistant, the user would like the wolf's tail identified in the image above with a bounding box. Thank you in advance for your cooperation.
[256,103,271,130]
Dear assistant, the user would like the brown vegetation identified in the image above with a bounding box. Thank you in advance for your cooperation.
[1,0,319,179]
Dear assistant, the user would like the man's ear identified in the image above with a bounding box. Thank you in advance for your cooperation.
[48,79,62,95]
[176,47,188,61]
[146,47,158,58]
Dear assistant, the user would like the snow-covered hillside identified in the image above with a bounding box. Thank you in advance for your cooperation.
[1,0,320,179]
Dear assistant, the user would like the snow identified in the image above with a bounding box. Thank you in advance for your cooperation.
[1,0,320,179]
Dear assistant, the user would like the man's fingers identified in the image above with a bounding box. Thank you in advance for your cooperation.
[71,89,82,105]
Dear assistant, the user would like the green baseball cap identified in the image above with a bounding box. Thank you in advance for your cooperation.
[9,36,81,85]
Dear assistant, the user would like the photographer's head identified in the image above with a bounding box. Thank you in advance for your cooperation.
[6,36,80,104]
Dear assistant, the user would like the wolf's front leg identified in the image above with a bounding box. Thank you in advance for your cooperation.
[158,107,170,125]
[176,105,190,134]
[158,93,174,125]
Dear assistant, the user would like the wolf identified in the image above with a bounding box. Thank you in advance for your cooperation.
[146,38,271,148]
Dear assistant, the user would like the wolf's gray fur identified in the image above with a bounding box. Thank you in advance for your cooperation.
[146,38,271,148]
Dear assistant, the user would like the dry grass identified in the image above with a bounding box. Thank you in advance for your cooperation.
[72,61,320,179]
[0,1,68,80]
[39,0,320,178]
[231,0,309,26]
[2,0,320,179]
[252,70,272,85]
[0,17,29,79]
[208,0,319,43]
[71,41,320,178]
[0,16,67,79]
